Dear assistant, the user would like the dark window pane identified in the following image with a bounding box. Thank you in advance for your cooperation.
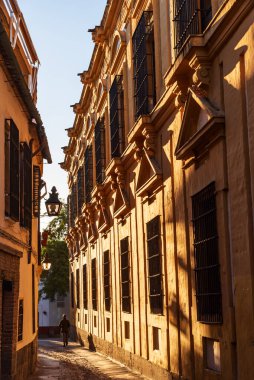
[110,76,125,157]
[192,182,222,323]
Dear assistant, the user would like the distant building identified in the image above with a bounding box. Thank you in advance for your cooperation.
[61,0,254,379]
[38,284,70,337]
[0,1,51,379]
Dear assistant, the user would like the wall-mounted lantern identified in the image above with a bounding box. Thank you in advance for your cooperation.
[45,186,62,216]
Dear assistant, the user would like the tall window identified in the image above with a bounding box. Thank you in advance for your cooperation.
[5,119,19,220]
[146,216,163,314]
[95,118,106,184]
[120,237,131,313]
[20,143,32,229]
[103,250,111,311]
[133,11,156,120]
[192,182,222,323]
[71,272,74,308]
[83,264,88,309]
[18,299,24,341]
[77,167,85,215]
[110,76,125,157]
[173,0,212,54]
[85,145,93,202]
[76,268,80,309]
[32,265,35,333]
[92,258,97,310]
[70,183,77,227]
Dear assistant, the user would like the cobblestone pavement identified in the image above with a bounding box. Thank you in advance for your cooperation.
[29,338,149,380]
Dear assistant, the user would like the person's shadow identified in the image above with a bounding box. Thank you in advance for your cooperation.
[87,333,96,351]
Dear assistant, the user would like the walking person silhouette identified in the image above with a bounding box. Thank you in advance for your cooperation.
[59,314,70,347]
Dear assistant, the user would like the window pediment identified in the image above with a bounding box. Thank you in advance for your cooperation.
[175,88,225,160]
[136,150,162,197]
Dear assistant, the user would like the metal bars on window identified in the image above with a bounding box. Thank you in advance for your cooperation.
[71,272,74,308]
[192,182,222,324]
[33,166,41,217]
[173,0,212,54]
[22,143,32,229]
[18,299,23,341]
[110,75,125,157]
[85,145,93,202]
[76,268,80,309]
[120,237,131,313]
[77,167,85,215]
[146,216,163,314]
[5,119,19,220]
[83,264,88,309]
[92,258,97,311]
[70,183,77,227]
[103,250,111,311]
[132,11,156,120]
[95,119,106,184]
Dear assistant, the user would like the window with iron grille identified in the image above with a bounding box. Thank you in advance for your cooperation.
[70,183,77,227]
[192,182,222,323]
[173,0,212,54]
[104,250,111,311]
[110,75,125,157]
[76,268,80,309]
[83,264,88,309]
[33,166,41,217]
[71,272,74,308]
[146,216,163,314]
[18,299,23,341]
[120,237,131,313]
[85,145,93,202]
[92,258,97,310]
[132,11,156,120]
[32,265,35,333]
[5,119,19,221]
[20,143,32,229]
[95,119,106,184]
[67,195,71,230]
[77,167,85,215]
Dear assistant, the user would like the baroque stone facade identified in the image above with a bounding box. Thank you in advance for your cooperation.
[62,0,254,379]
[0,1,51,379]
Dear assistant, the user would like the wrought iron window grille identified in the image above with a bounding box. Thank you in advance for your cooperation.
[132,11,156,120]
[173,0,212,55]
[110,75,125,158]
[120,237,131,313]
[77,167,85,215]
[95,118,106,184]
[76,268,80,309]
[104,250,111,311]
[83,264,88,309]
[146,215,163,314]
[192,182,223,324]
[92,258,97,311]
[85,145,93,202]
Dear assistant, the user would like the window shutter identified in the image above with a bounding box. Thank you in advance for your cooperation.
[5,119,20,220]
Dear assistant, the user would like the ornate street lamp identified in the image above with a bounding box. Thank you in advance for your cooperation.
[45,186,62,216]
[42,250,51,271]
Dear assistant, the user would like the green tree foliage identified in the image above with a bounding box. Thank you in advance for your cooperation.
[40,203,69,301]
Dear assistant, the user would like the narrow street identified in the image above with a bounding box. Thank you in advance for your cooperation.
[29,339,148,380]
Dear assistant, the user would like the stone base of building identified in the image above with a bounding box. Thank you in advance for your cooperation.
[76,327,172,380]
[15,336,38,380]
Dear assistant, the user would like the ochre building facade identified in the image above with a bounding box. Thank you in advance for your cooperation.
[62,0,254,379]
[0,1,51,379]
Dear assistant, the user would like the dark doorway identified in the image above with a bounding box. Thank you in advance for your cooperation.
[1,279,14,378]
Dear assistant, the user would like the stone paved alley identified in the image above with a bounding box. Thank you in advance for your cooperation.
[29,339,149,380]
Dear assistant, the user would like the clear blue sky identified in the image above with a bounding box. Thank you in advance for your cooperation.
[18,0,106,225]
